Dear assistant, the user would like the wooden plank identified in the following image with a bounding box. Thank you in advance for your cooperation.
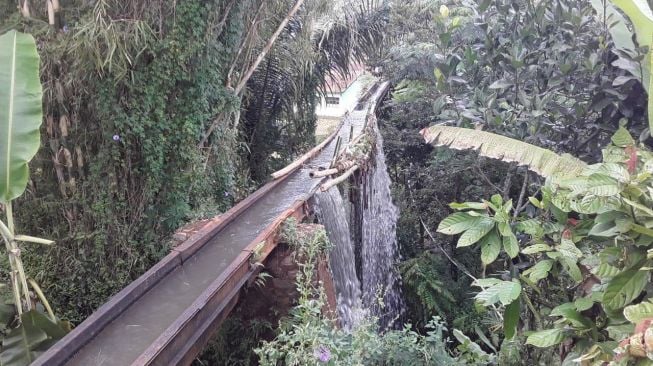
[133,251,252,366]
[172,178,288,262]
[168,288,241,366]
[32,252,183,366]
[136,200,308,365]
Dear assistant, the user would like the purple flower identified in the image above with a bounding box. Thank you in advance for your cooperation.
[62,25,69,33]
[224,191,230,197]
[112,134,120,142]
[313,345,331,363]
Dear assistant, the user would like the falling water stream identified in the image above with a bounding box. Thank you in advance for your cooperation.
[315,189,364,330]
[359,125,404,328]
[316,122,404,330]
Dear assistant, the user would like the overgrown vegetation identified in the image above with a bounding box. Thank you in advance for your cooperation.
[374,0,653,363]
[0,29,68,366]
[256,219,470,365]
[3,0,653,363]
[436,126,653,363]
[0,0,360,325]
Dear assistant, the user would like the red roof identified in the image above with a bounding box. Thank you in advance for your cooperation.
[325,62,365,93]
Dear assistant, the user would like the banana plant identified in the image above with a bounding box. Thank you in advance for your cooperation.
[0,30,54,315]
[0,29,69,366]
[421,126,588,178]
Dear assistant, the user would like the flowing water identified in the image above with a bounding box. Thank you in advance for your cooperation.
[314,189,364,330]
[359,125,404,328]
[315,115,404,330]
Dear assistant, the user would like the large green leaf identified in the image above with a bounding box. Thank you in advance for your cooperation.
[524,259,554,282]
[437,212,478,235]
[558,238,583,260]
[480,230,501,265]
[0,310,68,366]
[550,303,595,329]
[473,278,521,306]
[593,263,621,278]
[502,232,519,259]
[457,218,495,247]
[420,126,587,178]
[526,328,567,348]
[521,243,552,255]
[586,174,622,197]
[624,299,653,323]
[0,311,47,366]
[504,299,520,340]
[603,262,649,309]
[0,30,43,203]
[590,0,637,52]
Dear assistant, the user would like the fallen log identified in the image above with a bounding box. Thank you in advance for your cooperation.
[270,114,347,179]
[309,168,339,178]
[309,127,375,179]
[320,165,359,192]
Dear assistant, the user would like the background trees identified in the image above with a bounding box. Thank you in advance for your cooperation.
[0,0,361,324]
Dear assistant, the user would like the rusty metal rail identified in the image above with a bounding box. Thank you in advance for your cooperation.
[33,81,389,366]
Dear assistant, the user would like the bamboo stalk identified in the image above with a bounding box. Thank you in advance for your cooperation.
[20,0,30,18]
[3,236,22,316]
[4,203,31,313]
[15,235,54,245]
[13,245,32,311]
[234,0,306,94]
[47,0,55,25]
[309,168,338,178]
[320,165,359,192]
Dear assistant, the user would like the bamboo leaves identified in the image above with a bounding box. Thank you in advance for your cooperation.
[0,30,43,203]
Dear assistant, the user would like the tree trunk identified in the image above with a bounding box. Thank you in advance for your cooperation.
[20,0,30,18]
[201,0,304,146]
[234,0,305,94]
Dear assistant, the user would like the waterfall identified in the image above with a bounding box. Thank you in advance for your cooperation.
[360,125,404,328]
[314,189,364,330]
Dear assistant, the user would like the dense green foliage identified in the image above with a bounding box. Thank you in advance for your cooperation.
[3,0,653,363]
[255,219,469,366]
[6,0,243,322]
[374,0,652,362]
[438,127,653,363]
[0,0,345,324]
